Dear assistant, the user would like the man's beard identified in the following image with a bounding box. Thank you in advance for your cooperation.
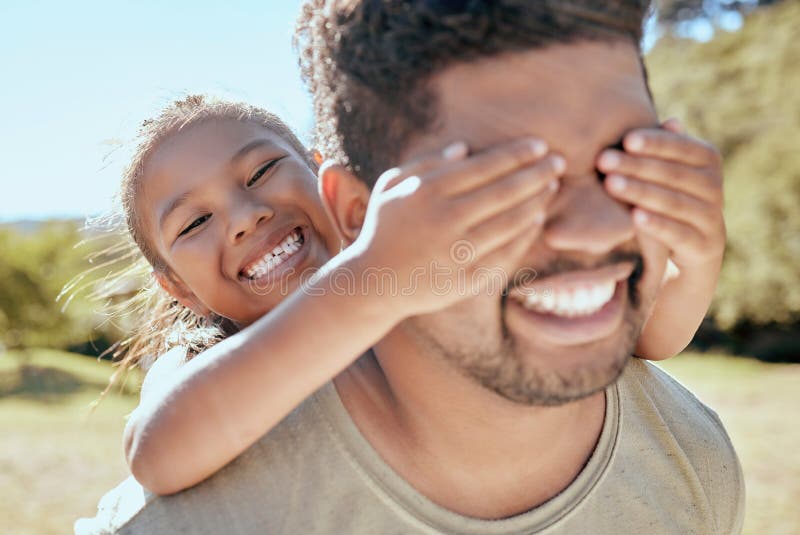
[405,253,647,406]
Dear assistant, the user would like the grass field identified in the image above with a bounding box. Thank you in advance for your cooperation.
[0,349,140,534]
[1,349,798,534]
[658,353,800,535]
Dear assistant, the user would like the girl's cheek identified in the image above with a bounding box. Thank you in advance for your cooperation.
[171,236,219,280]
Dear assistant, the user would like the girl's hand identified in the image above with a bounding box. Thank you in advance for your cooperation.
[350,138,564,317]
[597,119,726,273]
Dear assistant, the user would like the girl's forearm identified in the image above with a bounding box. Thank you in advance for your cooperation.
[635,259,720,361]
[124,252,400,495]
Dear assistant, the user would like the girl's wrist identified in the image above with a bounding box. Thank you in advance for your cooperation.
[313,249,409,326]
[672,254,722,287]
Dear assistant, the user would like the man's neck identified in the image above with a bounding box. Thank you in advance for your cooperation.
[333,324,607,519]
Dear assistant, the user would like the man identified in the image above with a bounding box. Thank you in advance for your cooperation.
[78,1,744,533]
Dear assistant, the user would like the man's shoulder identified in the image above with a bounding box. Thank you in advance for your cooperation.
[617,358,745,533]
[621,358,733,442]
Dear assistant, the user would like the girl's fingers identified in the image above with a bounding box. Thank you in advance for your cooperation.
[453,154,563,227]
[433,137,549,196]
[373,141,468,192]
[466,217,545,295]
[464,189,553,259]
[597,149,721,204]
[620,127,721,168]
[631,209,715,262]
[605,174,717,230]
[660,117,684,134]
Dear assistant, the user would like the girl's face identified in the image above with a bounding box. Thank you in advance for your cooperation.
[140,118,337,326]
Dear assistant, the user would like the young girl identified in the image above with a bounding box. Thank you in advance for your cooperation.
[110,95,723,496]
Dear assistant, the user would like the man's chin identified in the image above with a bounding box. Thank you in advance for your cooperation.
[402,284,645,406]
[484,293,644,405]
[409,316,637,406]
[494,327,635,406]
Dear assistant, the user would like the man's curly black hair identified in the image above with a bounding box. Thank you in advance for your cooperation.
[296,0,652,187]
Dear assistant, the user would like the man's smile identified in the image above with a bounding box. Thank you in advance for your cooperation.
[508,262,634,317]
[505,260,641,347]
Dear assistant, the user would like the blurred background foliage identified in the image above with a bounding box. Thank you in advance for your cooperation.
[656,0,781,28]
[0,221,129,356]
[0,222,96,351]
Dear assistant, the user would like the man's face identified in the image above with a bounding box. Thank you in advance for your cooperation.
[397,41,669,405]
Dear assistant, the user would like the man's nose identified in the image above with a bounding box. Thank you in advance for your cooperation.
[227,195,275,244]
[542,176,636,255]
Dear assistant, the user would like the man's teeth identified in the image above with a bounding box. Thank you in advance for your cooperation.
[243,230,303,279]
[519,280,617,317]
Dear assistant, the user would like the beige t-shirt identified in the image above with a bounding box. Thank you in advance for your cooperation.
[75,359,745,534]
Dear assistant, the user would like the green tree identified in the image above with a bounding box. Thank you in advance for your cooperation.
[657,0,783,27]
[0,222,97,350]
[646,1,800,329]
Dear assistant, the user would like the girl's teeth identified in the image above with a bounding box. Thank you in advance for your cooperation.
[243,230,305,279]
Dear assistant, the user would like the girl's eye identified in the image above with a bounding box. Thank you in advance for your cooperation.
[247,157,284,187]
[178,214,211,237]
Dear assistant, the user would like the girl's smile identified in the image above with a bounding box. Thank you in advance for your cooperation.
[238,225,307,283]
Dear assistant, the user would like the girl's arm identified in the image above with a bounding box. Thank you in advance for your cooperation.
[136,346,188,404]
[598,120,726,362]
[634,258,720,360]
[124,252,399,495]
[124,137,563,495]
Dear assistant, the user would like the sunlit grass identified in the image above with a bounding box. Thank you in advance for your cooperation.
[1,349,140,534]
[658,352,800,535]
[1,349,797,534]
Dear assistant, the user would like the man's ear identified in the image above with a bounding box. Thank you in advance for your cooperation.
[153,270,211,318]
[318,161,371,246]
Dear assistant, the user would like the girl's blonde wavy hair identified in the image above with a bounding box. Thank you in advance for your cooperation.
[84,95,314,401]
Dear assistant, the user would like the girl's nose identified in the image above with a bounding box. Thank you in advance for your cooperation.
[228,199,275,244]
[542,175,636,255]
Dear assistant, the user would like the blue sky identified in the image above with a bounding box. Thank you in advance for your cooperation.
[0,0,308,221]
[0,1,743,222]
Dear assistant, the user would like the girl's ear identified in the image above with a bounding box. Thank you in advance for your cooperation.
[153,270,211,318]
[318,161,370,246]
